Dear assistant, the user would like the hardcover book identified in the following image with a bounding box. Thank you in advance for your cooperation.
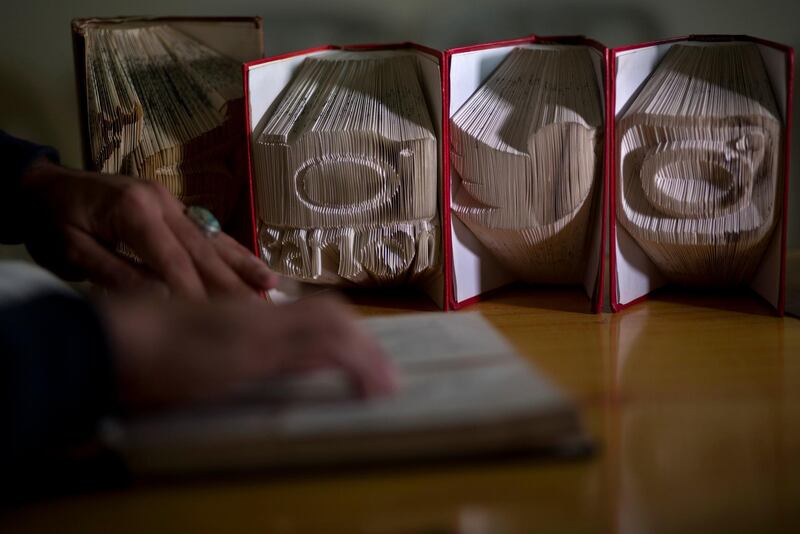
[610,35,793,314]
[72,16,264,242]
[103,312,588,475]
[444,36,608,311]
[244,44,447,308]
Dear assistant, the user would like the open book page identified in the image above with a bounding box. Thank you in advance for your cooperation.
[106,312,583,474]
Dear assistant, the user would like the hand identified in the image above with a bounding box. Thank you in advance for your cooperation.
[101,295,398,410]
[20,159,277,298]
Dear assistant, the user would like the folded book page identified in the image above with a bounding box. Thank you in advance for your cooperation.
[84,24,245,225]
[617,43,782,286]
[107,312,582,474]
[450,46,604,284]
[252,53,440,287]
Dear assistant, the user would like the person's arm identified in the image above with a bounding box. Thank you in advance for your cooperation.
[0,130,277,297]
[0,292,116,476]
[0,133,396,498]
[0,131,59,244]
[1,265,396,495]
[0,260,119,497]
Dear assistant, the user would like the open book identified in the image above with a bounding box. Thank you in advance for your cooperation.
[617,42,782,287]
[102,312,586,475]
[251,52,440,288]
[450,45,604,285]
[74,18,258,229]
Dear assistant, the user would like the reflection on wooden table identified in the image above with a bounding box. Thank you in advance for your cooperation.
[3,268,799,533]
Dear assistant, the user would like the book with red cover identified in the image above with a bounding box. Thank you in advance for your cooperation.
[444,35,609,312]
[609,35,794,315]
[243,43,449,309]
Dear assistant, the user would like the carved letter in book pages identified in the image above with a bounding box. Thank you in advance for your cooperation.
[253,54,439,286]
[617,43,782,286]
[450,47,604,284]
[85,25,244,226]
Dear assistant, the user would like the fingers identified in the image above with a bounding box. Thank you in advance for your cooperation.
[331,326,399,398]
[106,294,396,411]
[163,207,252,296]
[267,297,399,397]
[150,182,276,295]
[110,183,207,298]
[25,165,274,298]
[109,181,278,298]
[214,233,278,290]
[339,335,398,397]
[315,300,398,397]
[64,227,168,296]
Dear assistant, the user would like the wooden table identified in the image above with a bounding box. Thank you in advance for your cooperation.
[3,282,800,533]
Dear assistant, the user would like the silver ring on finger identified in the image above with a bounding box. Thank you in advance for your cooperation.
[185,206,222,238]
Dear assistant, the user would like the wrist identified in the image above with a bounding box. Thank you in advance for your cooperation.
[18,157,73,222]
[19,157,63,189]
[0,134,61,244]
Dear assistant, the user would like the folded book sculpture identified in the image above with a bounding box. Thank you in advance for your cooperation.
[84,24,245,224]
[449,46,604,284]
[252,54,439,286]
[616,43,782,286]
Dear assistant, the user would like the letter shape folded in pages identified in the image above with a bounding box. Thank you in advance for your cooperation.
[253,54,439,286]
[450,46,604,284]
[617,43,782,286]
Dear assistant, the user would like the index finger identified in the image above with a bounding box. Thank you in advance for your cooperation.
[112,184,206,299]
[280,298,399,396]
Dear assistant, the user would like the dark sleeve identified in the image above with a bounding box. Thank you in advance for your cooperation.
[0,292,120,495]
[0,130,60,244]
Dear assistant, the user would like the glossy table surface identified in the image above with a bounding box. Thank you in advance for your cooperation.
[4,272,800,533]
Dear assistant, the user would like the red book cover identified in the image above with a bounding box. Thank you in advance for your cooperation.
[609,35,794,315]
[243,43,448,309]
[444,35,609,313]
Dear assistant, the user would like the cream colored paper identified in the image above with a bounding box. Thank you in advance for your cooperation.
[252,53,440,287]
[450,46,604,284]
[106,312,580,474]
[84,24,244,224]
[617,43,782,286]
